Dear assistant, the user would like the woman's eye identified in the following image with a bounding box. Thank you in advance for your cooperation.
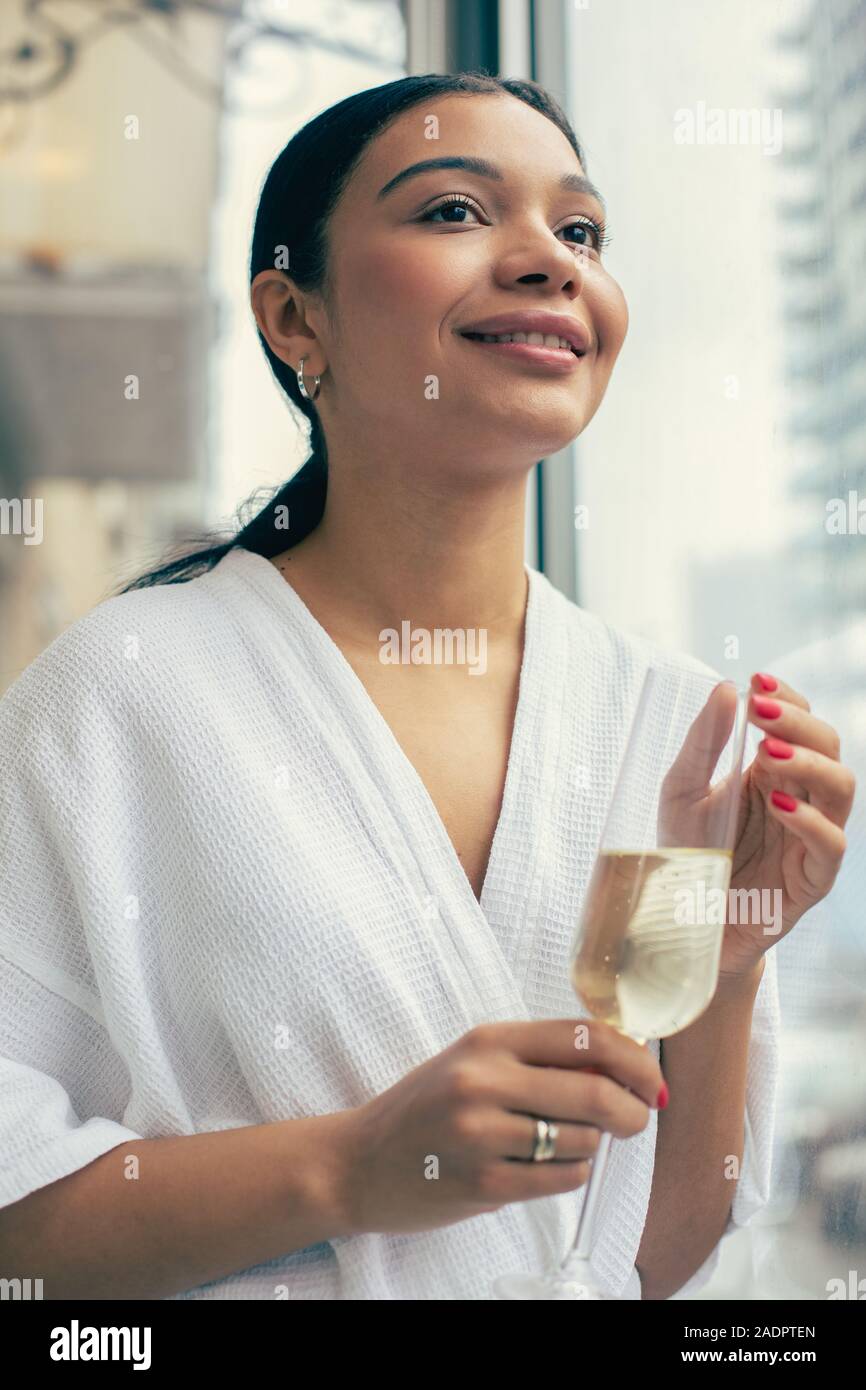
[420,196,482,225]
[560,219,604,253]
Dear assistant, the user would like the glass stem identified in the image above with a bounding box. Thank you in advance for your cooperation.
[557,1130,614,1271]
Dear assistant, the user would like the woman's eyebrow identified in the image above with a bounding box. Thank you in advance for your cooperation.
[376,155,606,214]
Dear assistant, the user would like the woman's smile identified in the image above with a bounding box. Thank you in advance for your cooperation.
[458,331,586,372]
[456,306,592,373]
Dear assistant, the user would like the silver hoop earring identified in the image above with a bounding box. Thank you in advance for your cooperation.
[297,355,322,401]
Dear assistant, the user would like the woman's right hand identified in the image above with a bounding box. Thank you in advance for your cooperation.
[338,1020,667,1237]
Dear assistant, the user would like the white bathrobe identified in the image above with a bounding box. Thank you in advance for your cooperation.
[0,547,779,1300]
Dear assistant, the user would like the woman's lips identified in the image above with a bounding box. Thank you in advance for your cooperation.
[459,334,584,371]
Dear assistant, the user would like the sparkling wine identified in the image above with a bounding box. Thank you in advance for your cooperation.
[570,847,733,1042]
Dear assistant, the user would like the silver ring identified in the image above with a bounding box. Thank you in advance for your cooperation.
[530,1118,559,1162]
[297,354,321,401]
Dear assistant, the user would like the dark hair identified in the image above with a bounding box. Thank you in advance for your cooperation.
[116,70,583,592]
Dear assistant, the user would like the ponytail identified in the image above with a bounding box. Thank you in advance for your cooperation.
[235,419,328,560]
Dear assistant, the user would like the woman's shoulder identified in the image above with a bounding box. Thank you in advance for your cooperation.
[0,566,234,750]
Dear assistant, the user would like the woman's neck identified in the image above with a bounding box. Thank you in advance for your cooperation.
[274,469,531,643]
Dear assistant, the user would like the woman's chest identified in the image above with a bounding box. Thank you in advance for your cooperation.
[142,702,520,1081]
[341,657,522,903]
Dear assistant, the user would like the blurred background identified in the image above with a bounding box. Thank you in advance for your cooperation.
[0,0,863,1300]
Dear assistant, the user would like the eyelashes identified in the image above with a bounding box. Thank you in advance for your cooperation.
[419,193,611,256]
[569,220,612,255]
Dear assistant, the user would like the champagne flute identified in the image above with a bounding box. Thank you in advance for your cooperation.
[495,666,749,1300]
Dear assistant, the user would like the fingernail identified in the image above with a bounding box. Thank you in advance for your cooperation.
[764,736,794,759]
[753,696,782,719]
[756,672,778,692]
[656,1082,669,1109]
[771,790,798,812]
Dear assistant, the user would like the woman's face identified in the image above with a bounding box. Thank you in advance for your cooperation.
[280,93,629,480]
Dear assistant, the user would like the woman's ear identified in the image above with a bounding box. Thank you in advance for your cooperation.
[250,271,327,376]
[251,270,296,353]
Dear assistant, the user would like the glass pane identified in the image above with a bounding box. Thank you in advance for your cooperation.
[0,0,406,691]
[568,0,866,1299]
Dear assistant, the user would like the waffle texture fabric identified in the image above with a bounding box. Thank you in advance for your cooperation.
[0,547,780,1299]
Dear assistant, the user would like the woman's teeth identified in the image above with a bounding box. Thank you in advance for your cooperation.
[464,331,576,352]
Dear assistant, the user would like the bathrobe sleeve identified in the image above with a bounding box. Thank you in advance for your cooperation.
[0,638,143,1212]
[663,716,782,1298]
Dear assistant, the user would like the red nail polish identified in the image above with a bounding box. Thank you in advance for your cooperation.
[764,737,794,759]
[771,790,797,812]
[756,672,778,692]
[753,696,782,719]
[656,1082,669,1109]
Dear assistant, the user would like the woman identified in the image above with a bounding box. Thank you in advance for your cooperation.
[0,73,854,1301]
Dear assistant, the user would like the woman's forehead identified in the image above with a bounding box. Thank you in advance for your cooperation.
[345,93,584,204]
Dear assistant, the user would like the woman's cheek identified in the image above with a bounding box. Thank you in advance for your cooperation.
[595,274,629,350]
[354,241,440,314]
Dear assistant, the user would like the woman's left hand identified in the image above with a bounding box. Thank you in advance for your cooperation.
[718,672,855,981]
[658,671,855,985]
